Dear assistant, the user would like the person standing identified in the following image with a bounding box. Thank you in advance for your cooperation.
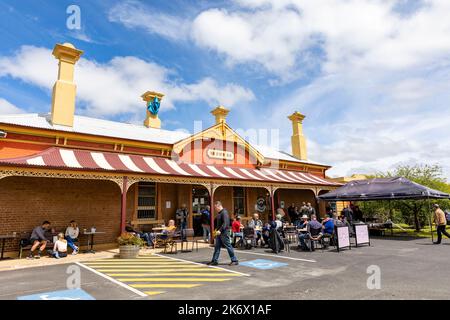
[287,203,296,223]
[201,205,211,243]
[342,205,353,224]
[306,202,316,217]
[208,201,238,266]
[433,204,450,244]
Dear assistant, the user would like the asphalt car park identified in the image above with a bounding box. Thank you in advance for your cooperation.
[1,237,450,300]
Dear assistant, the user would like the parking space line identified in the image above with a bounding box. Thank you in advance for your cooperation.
[154,253,251,276]
[106,273,242,277]
[116,278,232,282]
[218,248,317,263]
[131,284,201,289]
[75,262,147,298]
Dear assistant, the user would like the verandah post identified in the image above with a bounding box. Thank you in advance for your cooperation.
[120,176,128,233]
[209,183,215,245]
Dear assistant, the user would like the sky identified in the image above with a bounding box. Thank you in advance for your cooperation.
[0,0,449,180]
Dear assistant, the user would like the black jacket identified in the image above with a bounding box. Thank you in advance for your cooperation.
[216,209,231,233]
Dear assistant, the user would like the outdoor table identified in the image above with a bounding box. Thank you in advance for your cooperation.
[0,234,17,260]
[82,231,105,254]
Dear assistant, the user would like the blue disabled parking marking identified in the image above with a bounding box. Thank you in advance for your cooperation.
[240,259,288,270]
[17,288,95,300]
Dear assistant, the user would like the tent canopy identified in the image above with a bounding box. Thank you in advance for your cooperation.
[318,177,450,201]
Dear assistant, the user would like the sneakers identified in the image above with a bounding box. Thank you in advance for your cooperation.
[72,250,78,255]
[207,261,218,266]
[229,261,239,266]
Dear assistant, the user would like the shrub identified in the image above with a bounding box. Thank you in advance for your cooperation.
[117,232,145,247]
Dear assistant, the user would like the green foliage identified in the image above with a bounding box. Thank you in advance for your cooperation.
[363,164,450,231]
[117,232,145,247]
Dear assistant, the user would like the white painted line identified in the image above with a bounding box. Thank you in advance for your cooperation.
[153,253,251,277]
[216,248,316,263]
[75,262,147,298]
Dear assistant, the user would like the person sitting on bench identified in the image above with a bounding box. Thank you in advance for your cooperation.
[65,220,79,255]
[28,221,51,259]
[49,233,68,259]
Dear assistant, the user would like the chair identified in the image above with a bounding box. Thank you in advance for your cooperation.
[232,232,244,248]
[183,228,199,252]
[242,227,256,249]
[308,227,324,252]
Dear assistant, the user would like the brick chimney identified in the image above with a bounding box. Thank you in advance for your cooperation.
[50,43,83,127]
[288,111,307,161]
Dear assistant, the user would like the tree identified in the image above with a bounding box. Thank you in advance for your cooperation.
[370,164,450,231]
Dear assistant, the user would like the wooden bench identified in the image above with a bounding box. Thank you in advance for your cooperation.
[18,231,79,258]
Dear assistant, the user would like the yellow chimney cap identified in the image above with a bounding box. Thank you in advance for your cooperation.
[52,43,83,63]
[288,111,306,122]
[141,91,165,102]
[211,105,230,116]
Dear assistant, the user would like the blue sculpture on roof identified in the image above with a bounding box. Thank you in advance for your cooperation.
[147,96,161,115]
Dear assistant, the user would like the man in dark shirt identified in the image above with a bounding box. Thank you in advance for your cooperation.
[201,205,211,243]
[28,221,51,259]
[287,203,296,223]
[208,201,238,266]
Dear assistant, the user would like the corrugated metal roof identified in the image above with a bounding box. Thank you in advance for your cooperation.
[0,113,330,167]
[0,113,190,144]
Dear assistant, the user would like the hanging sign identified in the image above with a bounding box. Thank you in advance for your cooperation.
[355,224,370,247]
[335,226,351,252]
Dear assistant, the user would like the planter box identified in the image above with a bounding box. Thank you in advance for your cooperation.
[119,245,141,259]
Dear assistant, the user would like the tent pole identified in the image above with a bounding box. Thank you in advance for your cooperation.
[389,200,393,236]
[428,197,434,243]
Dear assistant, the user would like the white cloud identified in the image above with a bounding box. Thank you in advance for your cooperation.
[0,98,23,114]
[108,1,190,41]
[0,45,254,117]
[190,0,450,81]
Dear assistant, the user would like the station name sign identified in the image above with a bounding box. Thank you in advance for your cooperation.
[207,149,234,161]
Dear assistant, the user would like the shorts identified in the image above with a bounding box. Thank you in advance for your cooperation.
[30,238,47,243]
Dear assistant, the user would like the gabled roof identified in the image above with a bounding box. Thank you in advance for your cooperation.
[0,112,330,167]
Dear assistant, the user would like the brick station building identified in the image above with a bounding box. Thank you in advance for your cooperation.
[0,43,339,256]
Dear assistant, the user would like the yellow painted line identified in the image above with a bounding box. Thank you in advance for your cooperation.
[118,278,232,282]
[95,268,219,272]
[94,266,213,272]
[106,273,242,277]
[86,263,199,268]
[144,291,165,296]
[84,262,194,265]
[131,284,201,289]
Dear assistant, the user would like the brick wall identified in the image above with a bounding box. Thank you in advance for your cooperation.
[0,176,130,253]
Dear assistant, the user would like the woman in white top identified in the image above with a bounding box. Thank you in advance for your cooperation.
[52,233,68,259]
[65,220,79,254]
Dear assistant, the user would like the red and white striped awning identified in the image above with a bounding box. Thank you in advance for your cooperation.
[0,147,339,186]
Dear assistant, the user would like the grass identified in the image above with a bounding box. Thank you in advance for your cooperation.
[387,223,445,238]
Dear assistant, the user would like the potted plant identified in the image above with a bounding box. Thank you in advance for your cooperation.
[117,232,144,259]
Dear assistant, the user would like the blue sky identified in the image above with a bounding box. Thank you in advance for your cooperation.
[0,0,450,180]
